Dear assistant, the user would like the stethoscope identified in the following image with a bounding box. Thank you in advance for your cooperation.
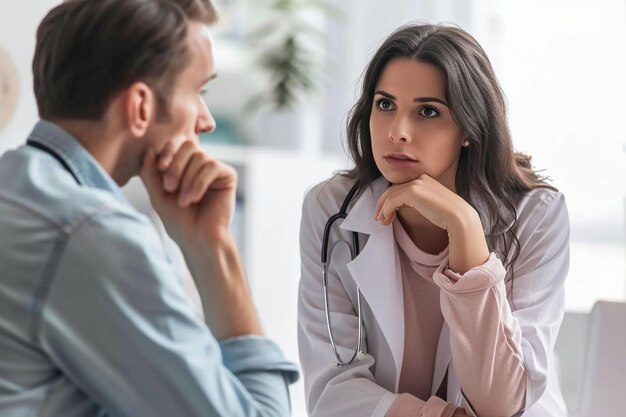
[321,182,366,367]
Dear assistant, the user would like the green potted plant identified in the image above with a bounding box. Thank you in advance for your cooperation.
[245,0,339,150]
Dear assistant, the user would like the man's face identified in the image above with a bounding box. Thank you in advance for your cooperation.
[147,21,216,154]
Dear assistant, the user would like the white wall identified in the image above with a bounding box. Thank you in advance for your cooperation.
[0,1,59,152]
[497,0,626,311]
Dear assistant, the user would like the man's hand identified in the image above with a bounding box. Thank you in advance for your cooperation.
[140,138,262,339]
[140,138,236,247]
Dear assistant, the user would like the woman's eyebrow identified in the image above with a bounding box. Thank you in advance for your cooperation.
[414,97,448,106]
[374,90,448,107]
[374,90,395,99]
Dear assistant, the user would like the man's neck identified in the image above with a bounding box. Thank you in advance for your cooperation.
[52,118,134,186]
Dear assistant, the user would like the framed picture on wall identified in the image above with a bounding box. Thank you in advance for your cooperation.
[0,48,19,132]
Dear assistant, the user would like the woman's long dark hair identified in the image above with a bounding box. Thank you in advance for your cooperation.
[345,23,555,292]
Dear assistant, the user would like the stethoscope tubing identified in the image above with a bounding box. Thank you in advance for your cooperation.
[321,182,365,367]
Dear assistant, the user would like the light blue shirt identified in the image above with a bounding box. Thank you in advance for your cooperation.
[0,121,299,417]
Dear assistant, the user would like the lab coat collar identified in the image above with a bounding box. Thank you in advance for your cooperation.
[339,176,406,385]
[340,176,388,235]
[339,176,454,392]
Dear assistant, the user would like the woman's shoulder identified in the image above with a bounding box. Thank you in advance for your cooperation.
[303,173,357,215]
[515,186,569,235]
[517,186,567,218]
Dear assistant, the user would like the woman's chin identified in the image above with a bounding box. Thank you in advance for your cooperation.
[381,170,422,185]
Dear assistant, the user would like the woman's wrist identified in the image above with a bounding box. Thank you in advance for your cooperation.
[447,207,490,274]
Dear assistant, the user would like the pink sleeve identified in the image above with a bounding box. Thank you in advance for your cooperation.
[386,394,459,417]
[433,253,526,417]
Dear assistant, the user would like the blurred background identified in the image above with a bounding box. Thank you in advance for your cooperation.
[0,1,624,416]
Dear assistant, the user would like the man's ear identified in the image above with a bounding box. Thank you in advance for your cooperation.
[125,82,155,137]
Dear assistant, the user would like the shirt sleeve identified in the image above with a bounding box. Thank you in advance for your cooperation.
[433,191,569,417]
[37,208,299,417]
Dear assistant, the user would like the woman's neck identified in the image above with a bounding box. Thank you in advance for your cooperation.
[397,207,449,255]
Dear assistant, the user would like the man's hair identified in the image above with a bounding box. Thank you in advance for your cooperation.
[33,0,218,121]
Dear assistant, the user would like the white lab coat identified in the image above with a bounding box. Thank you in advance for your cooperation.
[298,175,570,417]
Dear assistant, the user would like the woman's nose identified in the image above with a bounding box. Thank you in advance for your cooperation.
[388,115,413,143]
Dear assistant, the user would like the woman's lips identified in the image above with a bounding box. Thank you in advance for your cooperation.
[383,154,418,168]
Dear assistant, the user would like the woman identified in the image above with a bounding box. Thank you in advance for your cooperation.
[298,24,569,417]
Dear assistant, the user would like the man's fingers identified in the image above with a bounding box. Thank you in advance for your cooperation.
[162,140,196,192]
[157,142,176,171]
[179,163,220,206]
[149,136,238,208]
[178,153,207,200]
[157,135,189,170]
[179,161,236,207]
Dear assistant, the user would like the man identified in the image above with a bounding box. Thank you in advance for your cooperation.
[0,0,298,416]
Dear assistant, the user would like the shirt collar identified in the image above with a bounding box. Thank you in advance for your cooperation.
[27,120,130,205]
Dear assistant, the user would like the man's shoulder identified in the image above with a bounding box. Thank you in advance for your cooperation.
[0,147,145,231]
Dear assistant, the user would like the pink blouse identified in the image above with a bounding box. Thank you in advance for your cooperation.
[385,220,526,417]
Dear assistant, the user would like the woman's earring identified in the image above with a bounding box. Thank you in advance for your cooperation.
[462,140,470,147]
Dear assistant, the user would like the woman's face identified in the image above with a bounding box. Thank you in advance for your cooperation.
[369,58,465,190]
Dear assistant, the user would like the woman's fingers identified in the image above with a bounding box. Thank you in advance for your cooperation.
[375,186,397,220]
[377,188,403,225]
[375,179,432,225]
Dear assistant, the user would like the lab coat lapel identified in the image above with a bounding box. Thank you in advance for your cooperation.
[341,178,405,384]
[431,321,453,395]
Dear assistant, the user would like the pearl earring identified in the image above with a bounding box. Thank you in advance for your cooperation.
[462,140,470,147]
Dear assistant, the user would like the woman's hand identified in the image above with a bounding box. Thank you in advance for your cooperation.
[374,173,472,231]
[375,174,490,274]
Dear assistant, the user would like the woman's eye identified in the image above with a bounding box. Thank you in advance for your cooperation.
[377,99,394,111]
[419,107,439,118]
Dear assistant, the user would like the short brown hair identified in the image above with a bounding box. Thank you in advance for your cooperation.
[33,0,218,121]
